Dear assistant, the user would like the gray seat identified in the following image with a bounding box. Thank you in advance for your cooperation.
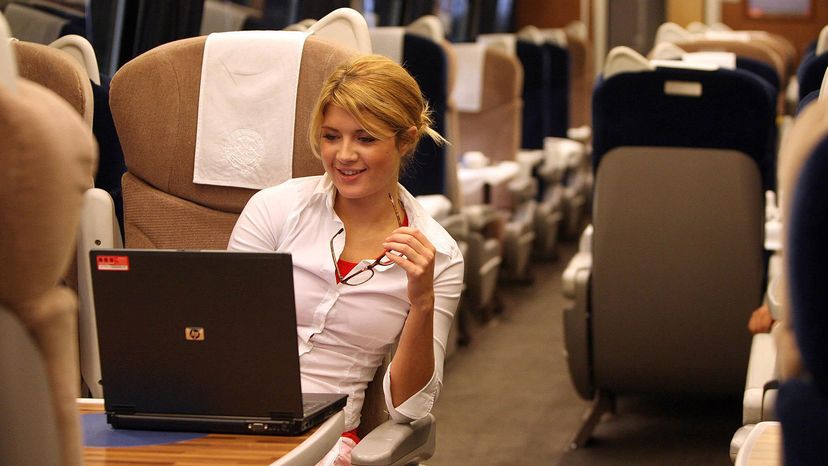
[564,47,771,448]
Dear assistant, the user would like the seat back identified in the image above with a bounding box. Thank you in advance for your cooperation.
[397,33,449,197]
[12,40,93,127]
[594,51,777,190]
[407,14,464,210]
[563,22,592,130]
[589,48,772,396]
[521,26,570,140]
[13,37,121,399]
[0,13,97,465]
[672,39,786,89]
[543,41,570,139]
[514,38,549,149]
[110,34,359,249]
[454,45,523,164]
[797,48,828,102]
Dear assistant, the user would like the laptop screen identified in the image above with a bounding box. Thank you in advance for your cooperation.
[91,249,304,419]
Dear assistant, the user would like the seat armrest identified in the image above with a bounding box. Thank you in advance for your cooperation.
[566,125,591,143]
[743,333,777,425]
[415,194,453,222]
[578,224,593,252]
[563,267,593,399]
[351,414,436,466]
[562,225,593,299]
[766,271,784,321]
[733,422,781,466]
[562,252,591,299]
[461,204,500,231]
[77,188,122,398]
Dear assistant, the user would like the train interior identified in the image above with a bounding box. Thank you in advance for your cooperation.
[2,0,828,465]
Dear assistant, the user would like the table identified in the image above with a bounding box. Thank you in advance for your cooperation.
[79,398,344,465]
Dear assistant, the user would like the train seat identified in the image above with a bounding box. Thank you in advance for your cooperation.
[0,13,97,465]
[507,26,571,257]
[109,10,436,464]
[776,103,828,466]
[732,95,828,465]
[562,21,594,136]
[11,37,124,399]
[563,46,773,448]
[654,22,790,115]
[454,35,539,283]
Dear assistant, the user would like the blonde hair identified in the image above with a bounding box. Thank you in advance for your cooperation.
[308,54,446,160]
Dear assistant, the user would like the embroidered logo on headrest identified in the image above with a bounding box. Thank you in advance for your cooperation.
[223,128,265,176]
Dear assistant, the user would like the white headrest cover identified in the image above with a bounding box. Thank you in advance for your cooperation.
[603,46,653,78]
[819,67,828,102]
[451,43,487,113]
[818,24,828,55]
[686,22,708,34]
[50,34,100,85]
[704,30,752,42]
[369,27,405,64]
[654,22,693,46]
[650,42,687,60]
[565,21,587,41]
[517,25,544,45]
[477,33,516,56]
[308,7,372,53]
[709,22,732,32]
[407,15,444,43]
[194,31,309,190]
[284,19,316,32]
[682,51,735,70]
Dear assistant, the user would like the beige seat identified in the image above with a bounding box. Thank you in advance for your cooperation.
[0,13,97,466]
[13,38,121,399]
[563,21,593,134]
[110,11,435,464]
[453,40,539,288]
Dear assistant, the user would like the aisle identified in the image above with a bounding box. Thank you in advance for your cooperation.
[428,241,741,466]
[429,242,589,465]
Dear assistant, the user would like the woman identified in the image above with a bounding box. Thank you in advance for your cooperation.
[228,55,464,464]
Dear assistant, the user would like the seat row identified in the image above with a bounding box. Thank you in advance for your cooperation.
[1,7,598,465]
[555,19,828,466]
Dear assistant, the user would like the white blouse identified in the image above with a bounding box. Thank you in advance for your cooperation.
[227,174,464,430]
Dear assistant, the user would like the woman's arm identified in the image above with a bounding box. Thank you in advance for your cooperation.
[382,227,464,411]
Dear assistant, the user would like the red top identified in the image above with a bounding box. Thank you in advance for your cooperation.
[335,215,408,283]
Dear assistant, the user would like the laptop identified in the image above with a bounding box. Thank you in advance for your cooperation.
[89,249,346,435]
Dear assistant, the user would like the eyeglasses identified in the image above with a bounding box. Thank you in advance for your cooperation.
[330,193,403,286]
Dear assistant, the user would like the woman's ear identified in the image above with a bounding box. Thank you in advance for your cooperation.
[398,126,418,155]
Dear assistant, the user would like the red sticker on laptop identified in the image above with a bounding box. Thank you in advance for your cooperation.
[96,255,130,271]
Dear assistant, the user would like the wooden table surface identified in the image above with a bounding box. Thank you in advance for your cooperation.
[79,399,339,465]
